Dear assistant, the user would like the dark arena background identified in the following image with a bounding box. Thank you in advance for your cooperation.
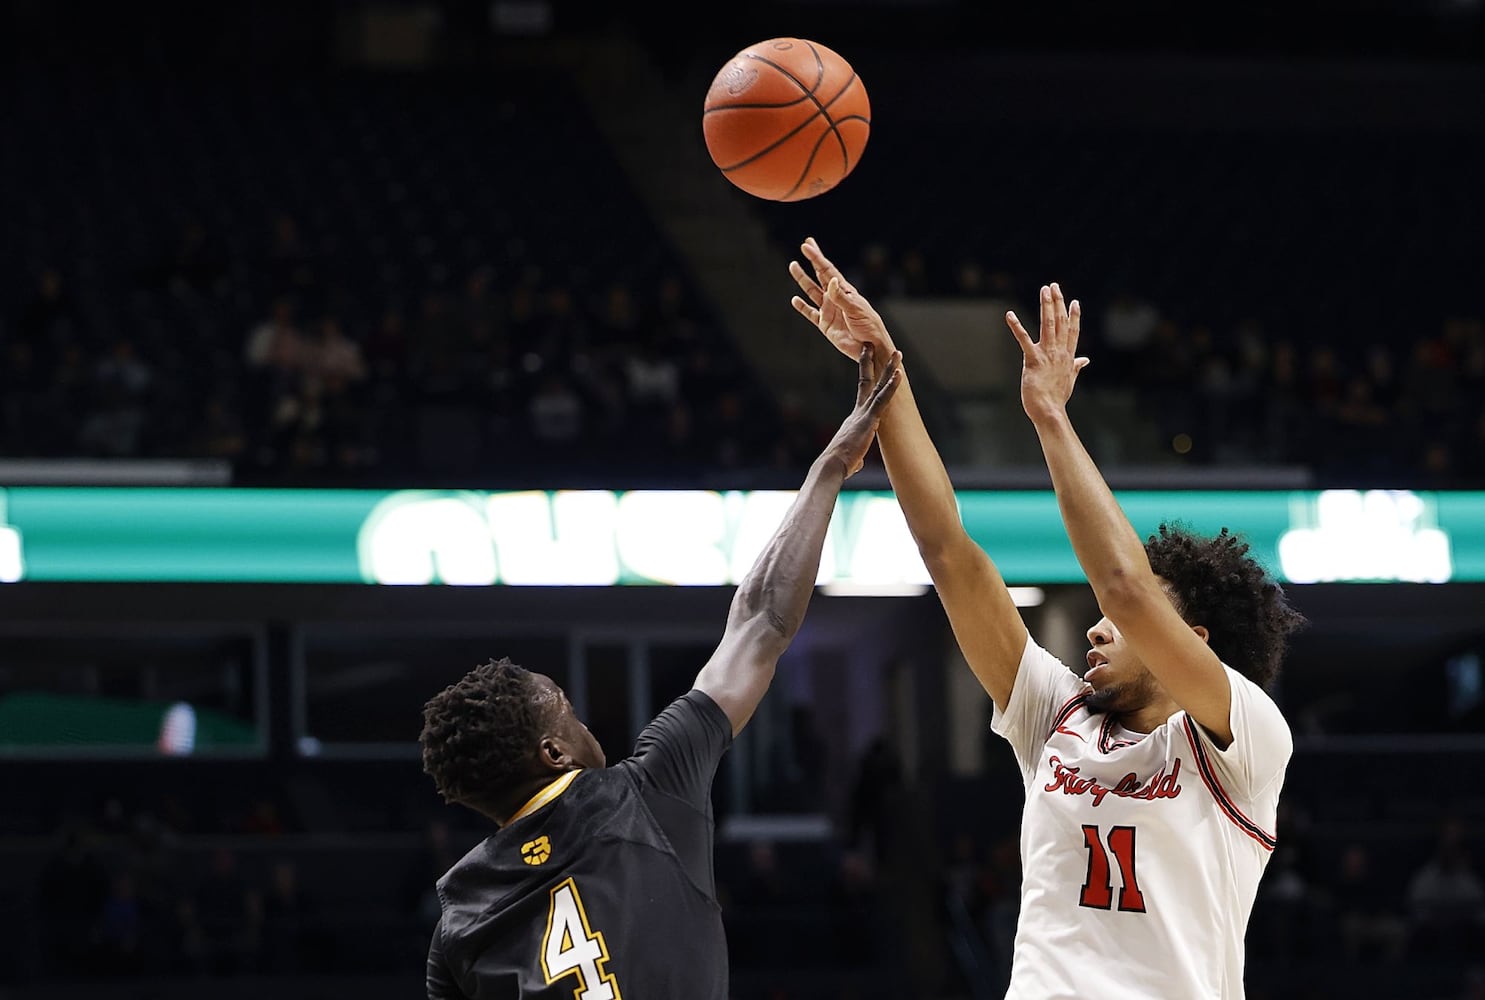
[2,2,1484,998]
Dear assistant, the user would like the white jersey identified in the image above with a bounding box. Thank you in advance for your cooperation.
[992,637,1291,1000]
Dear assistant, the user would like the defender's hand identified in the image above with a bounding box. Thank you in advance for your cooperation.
[789,238,896,361]
[1007,282,1090,424]
[824,344,902,478]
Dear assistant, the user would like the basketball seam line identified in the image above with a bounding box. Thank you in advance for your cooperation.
[780,44,862,199]
[781,125,849,202]
[715,70,862,176]
[802,41,851,182]
[712,47,831,173]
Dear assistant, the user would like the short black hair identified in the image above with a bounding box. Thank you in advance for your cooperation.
[1144,523,1307,690]
[420,658,549,813]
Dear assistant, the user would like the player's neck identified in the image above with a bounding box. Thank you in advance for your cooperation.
[1115,695,1182,736]
[491,769,581,827]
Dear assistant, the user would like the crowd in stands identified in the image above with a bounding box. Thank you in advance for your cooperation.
[33,803,450,981]
[942,799,1485,999]
[4,63,1481,490]
[18,755,905,998]
[9,222,1483,488]
[840,240,1485,486]
[22,765,1485,998]
[0,62,837,490]
[3,223,816,487]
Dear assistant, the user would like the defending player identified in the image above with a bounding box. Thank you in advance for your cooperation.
[418,344,901,999]
[790,240,1305,999]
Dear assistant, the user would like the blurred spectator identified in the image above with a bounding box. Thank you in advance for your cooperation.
[303,317,366,392]
[95,871,146,974]
[772,392,828,472]
[190,397,247,459]
[827,849,880,963]
[244,299,308,461]
[597,280,640,344]
[980,834,1022,983]
[264,213,316,296]
[943,833,986,918]
[36,823,108,976]
[1251,843,1314,961]
[77,338,153,456]
[852,242,897,300]
[1330,843,1407,962]
[848,737,903,861]
[1100,291,1160,381]
[240,799,286,837]
[527,373,585,446]
[260,859,316,974]
[462,266,506,344]
[403,819,461,931]
[730,840,792,907]
[183,847,259,975]
[624,334,681,427]
[157,220,229,297]
[245,298,306,373]
[412,292,464,391]
[365,308,410,387]
[1407,818,1485,957]
[18,268,75,353]
[897,248,931,297]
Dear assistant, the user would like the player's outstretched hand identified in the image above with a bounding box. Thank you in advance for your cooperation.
[1006,282,1091,424]
[790,237,895,362]
[824,343,902,478]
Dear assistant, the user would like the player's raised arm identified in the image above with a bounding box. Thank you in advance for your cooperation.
[693,344,902,736]
[1009,283,1235,745]
[790,239,1029,711]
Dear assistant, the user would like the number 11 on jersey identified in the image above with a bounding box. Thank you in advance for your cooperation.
[543,878,623,999]
[1079,824,1147,913]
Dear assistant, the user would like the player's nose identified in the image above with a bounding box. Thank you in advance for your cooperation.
[1086,616,1114,646]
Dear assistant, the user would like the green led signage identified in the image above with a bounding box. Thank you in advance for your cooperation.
[0,487,1478,586]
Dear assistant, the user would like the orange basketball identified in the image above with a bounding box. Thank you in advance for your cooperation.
[702,38,870,202]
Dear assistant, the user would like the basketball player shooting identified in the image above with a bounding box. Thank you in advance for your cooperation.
[791,239,1306,999]
[418,344,900,1000]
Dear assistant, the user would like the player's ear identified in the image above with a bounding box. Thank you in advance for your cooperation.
[1191,625,1211,645]
[538,736,571,771]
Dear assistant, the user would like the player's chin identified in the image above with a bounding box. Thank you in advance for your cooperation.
[1083,685,1121,715]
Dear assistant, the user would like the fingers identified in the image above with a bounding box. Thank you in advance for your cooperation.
[1068,298,1081,355]
[788,259,824,307]
[1050,283,1069,349]
[1039,285,1056,346]
[823,275,845,314]
[790,294,820,327]
[855,342,876,407]
[1006,310,1036,356]
[866,349,903,411]
[825,272,876,331]
[800,237,839,283]
[803,237,862,299]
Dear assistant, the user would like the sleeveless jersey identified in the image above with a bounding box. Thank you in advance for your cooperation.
[992,637,1291,1000]
[427,690,733,999]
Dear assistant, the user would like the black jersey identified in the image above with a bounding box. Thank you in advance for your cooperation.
[427,689,734,999]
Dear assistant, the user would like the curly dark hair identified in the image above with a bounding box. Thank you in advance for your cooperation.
[420,658,551,813]
[1144,523,1307,690]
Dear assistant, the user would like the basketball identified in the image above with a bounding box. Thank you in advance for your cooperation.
[702,38,871,202]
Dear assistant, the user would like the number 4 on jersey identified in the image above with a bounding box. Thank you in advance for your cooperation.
[1079,824,1147,913]
[543,878,623,999]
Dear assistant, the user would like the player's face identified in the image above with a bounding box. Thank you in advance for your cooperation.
[1082,614,1162,716]
[532,673,607,770]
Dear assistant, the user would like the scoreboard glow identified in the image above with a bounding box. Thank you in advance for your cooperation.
[0,488,1478,587]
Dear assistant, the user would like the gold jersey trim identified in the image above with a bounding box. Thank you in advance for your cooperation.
[509,769,582,824]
